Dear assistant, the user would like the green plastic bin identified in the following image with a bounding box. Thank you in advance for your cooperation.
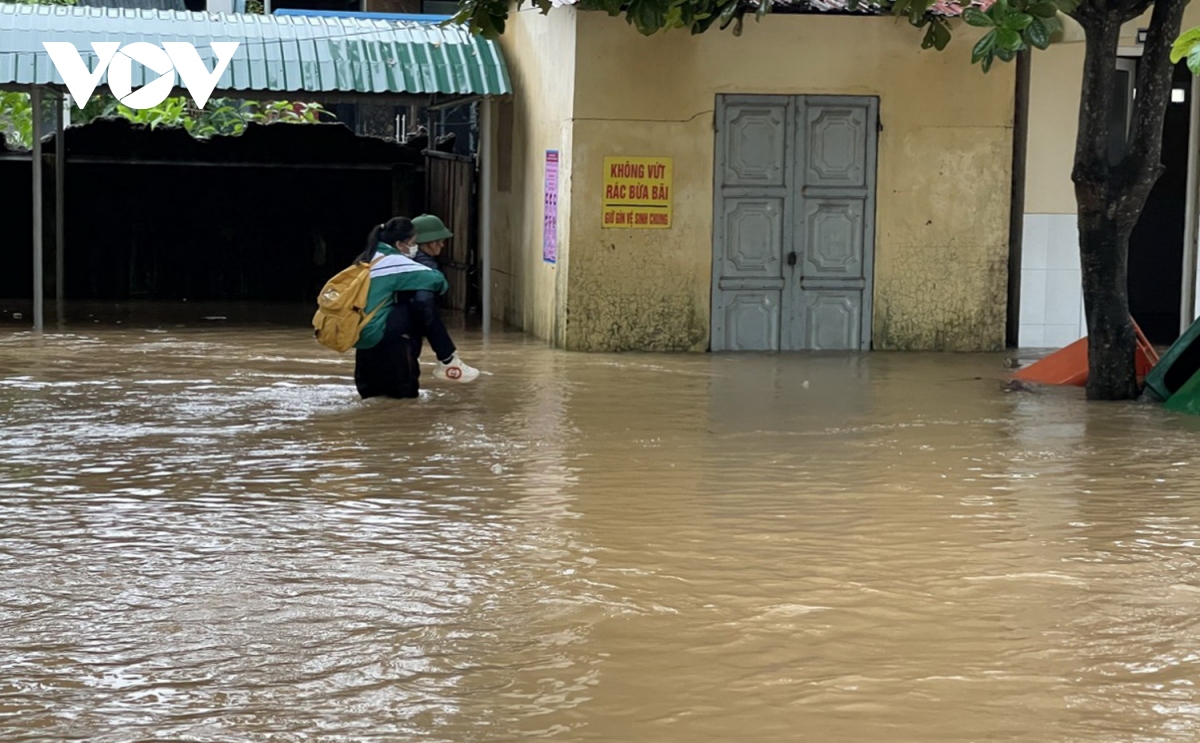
[1144,315,1200,402]
[1164,366,1200,414]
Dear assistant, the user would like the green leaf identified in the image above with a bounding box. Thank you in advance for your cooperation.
[627,0,668,31]
[1027,17,1051,49]
[981,54,995,73]
[1172,26,1200,64]
[907,0,933,23]
[1005,12,1033,30]
[921,20,952,50]
[1029,1,1057,16]
[922,23,937,49]
[932,19,952,50]
[1189,44,1200,76]
[470,8,502,39]
[963,7,994,26]
[717,0,739,28]
[996,27,1023,51]
[972,30,997,63]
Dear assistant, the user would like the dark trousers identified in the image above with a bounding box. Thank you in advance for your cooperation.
[411,291,456,363]
[354,305,421,400]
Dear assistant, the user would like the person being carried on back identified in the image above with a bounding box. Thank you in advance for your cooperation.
[405,214,480,383]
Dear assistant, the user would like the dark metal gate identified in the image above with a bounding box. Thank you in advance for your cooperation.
[424,151,477,315]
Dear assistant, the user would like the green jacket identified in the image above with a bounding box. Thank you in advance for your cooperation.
[355,244,449,349]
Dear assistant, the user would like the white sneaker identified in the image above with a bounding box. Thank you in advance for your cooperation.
[433,354,480,383]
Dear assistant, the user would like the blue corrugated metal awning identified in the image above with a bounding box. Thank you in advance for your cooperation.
[0,3,511,98]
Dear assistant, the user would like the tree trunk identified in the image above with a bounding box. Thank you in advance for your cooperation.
[1071,0,1188,400]
[1078,211,1140,399]
[1073,15,1134,399]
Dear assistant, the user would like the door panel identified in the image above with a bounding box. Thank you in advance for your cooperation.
[792,96,877,350]
[712,96,793,351]
[802,200,864,279]
[717,198,786,349]
[723,105,789,188]
[804,104,869,188]
[725,292,782,351]
[801,291,862,350]
[721,199,785,279]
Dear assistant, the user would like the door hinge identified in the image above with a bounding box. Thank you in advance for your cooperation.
[877,118,883,133]
[787,251,797,267]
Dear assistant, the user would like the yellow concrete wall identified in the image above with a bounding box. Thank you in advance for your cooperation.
[487,6,577,345]
[1026,32,1084,216]
[564,13,1016,352]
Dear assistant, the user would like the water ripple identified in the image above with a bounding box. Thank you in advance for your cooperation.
[2,328,1200,741]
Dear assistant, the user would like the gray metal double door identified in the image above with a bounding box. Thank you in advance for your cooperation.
[711,94,878,351]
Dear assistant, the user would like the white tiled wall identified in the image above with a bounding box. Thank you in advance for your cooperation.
[1019,213,1088,348]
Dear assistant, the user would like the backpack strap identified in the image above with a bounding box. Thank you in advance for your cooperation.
[359,254,389,319]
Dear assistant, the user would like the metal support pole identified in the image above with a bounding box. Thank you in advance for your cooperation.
[31,86,44,334]
[55,90,65,327]
[479,98,493,336]
[1181,72,1200,326]
[1006,50,1030,348]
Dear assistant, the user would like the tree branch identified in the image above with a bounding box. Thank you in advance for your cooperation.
[1070,0,1109,26]
[1121,0,1189,213]
[1071,0,1147,27]
[1119,0,1154,24]
[1070,13,1122,203]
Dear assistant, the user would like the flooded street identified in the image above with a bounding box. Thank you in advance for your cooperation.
[4,324,1200,742]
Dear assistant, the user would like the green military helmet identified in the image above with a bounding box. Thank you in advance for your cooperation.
[412,214,454,244]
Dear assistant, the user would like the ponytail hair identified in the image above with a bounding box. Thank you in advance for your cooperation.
[358,217,416,262]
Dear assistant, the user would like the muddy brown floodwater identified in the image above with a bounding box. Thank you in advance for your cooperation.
[4,324,1200,742]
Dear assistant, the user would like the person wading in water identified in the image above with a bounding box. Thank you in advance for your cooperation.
[352,217,480,399]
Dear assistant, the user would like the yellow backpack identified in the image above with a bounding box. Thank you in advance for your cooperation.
[312,256,384,353]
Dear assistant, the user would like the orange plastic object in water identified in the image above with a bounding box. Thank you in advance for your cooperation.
[1012,321,1159,387]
